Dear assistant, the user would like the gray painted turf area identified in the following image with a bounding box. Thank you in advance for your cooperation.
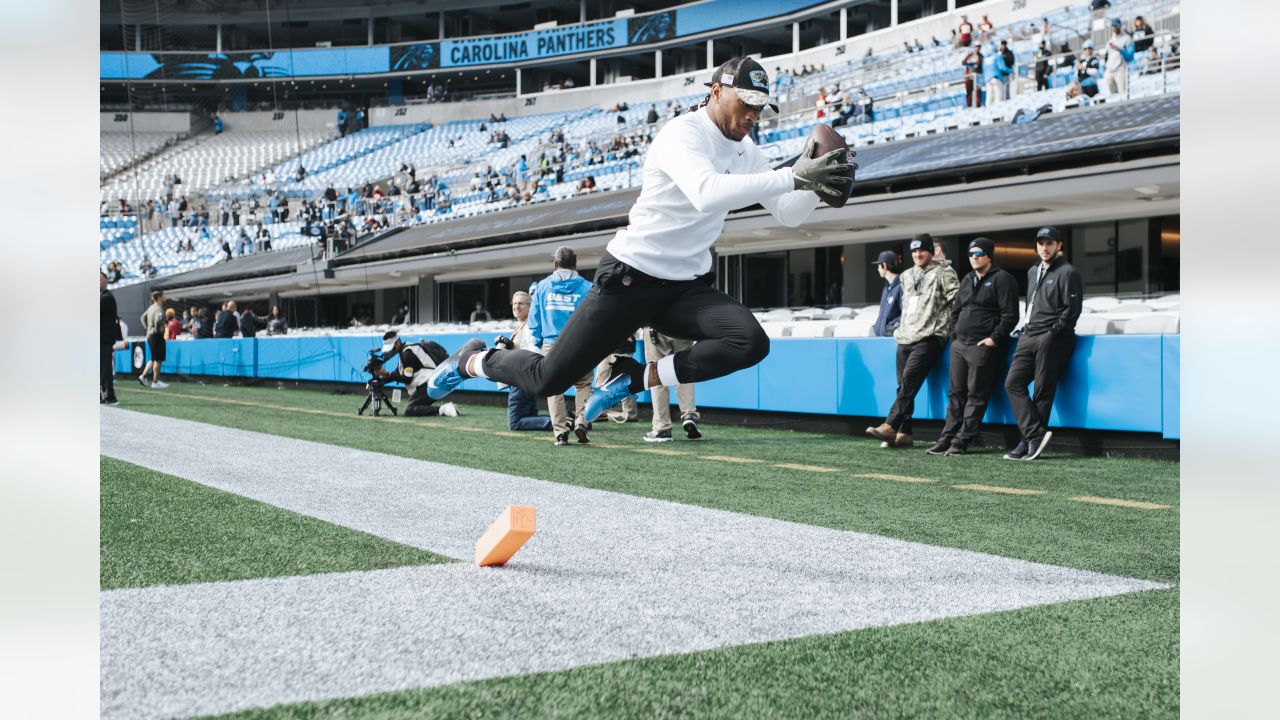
[100,407,1164,719]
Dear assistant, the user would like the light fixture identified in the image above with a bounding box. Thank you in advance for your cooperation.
[1134,185,1161,195]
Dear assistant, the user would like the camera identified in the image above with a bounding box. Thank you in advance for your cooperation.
[363,348,389,376]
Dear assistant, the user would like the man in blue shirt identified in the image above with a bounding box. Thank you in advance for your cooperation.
[871,250,902,337]
[529,247,595,445]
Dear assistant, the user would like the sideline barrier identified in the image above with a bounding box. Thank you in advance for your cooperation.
[118,333,1181,439]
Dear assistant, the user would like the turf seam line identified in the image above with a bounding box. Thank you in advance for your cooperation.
[952,483,1045,496]
[1070,495,1174,510]
[772,463,841,473]
[699,455,765,464]
[854,473,936,484]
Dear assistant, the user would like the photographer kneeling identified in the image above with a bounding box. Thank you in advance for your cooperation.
[375,330,460,417]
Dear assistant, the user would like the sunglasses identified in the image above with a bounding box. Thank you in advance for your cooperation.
[968,250,987,257]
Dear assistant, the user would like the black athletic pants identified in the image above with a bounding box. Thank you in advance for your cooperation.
[939,341,1005,448]
[885,336,945,436]
[404,384,441,416]
[100,343,117,402]
[482,252,768,396]
[1004,331,1076,442]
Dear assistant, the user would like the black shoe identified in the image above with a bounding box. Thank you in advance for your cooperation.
[1003,440,1029,461]
[1023,431,1053,461]
[926,438,951,455]
[682,417,702,440]
[103,398,119,406]
[644,429,673,443]
[493,335,513,350]
[554,433,569,446]
[574,424,591,444]
[944,443,967,456]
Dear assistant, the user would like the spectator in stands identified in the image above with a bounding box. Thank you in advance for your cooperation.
[1090,0,1111,11]
[469,301,492,324]
[991,40,1016,103]
[1003,226,1083,461]
[139,289,169,389]
[214,301,238,338]
[978,15,994,41]
[100,271,122,405]
[577,176,597,194]
[1141,46,1163,75]
[237,228,253,256]
[220,237,234,261]
[866,235,958,449]
[1165,40,1180,70]
[1104,18,1133,97]
[267,306,287,335]
[646,106,659,125]
[164,308,181,340]
[957,15,974,47]
[230,197,242,225]
[929,238,1020,456]
[903,40,915,54]
[872,250,903,338]
[642,328,701,442]
[1035,40,1053,90]
[498,291,554,432]
[356,107,366,130]
[529,246,595,446]
[139,254,156,278]
[337,109,348,137]
[238,308,261,338]
[218,196,230,226]
[1131,16,1154,53]
[213,115,224,135]
[1075,41,1101,97]
[853,88,873,124]
[814,87,827,120]
[963,45,985,107]
[827,83,845,117]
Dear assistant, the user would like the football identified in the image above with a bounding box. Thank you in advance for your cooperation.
[806,123,856,208]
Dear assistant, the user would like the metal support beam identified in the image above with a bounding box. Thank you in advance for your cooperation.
[792,22,800,53]
[655,49,662,79]
[891,0,899,27]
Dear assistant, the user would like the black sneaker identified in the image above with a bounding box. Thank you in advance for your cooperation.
[1023,431,1053,461]
[682,417,702,440]
[1003,440,1029,461]
[926,438,951,455]
[644,429,673,443]
[574,424,591,444]
[554,433,569,446]
[944,443,967,456]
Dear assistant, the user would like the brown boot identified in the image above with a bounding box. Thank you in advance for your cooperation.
[893,432,913,448]
[865,423,896,443]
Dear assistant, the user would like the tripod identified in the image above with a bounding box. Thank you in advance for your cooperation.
[358,380,398,416]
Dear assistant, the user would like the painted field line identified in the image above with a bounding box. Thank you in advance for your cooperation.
[634,448,689,456]
[699,455,764,464]
[125,388,449,428]
[773,463,841,473]
[589,442,629,449]
[854,473,936,484]
[491,431,534,438]
[452,426,490,433]
[952,483,1045,496]
[1071,495,1174,511]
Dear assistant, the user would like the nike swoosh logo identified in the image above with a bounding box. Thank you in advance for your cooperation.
[738,151,744,156]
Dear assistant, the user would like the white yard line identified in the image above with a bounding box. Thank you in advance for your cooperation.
[100,408,1165,720]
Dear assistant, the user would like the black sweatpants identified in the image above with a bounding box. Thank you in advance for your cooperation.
[482,252,768,396]
[1004,331,1076,441]
[100,343,117,402]
[404,384,442,416]
[885,336,945,436]
[939,341,1005,447]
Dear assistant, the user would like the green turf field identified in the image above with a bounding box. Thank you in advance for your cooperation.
[101,456,453,589]
[104,382,1178,718]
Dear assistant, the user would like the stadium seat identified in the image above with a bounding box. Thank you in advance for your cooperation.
[832,318,875,338]
[1121,312,1179,334]
[788,321,835,338]
[1074,315,1117,335]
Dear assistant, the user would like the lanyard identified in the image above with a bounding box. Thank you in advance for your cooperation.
[1028,262,1050,307]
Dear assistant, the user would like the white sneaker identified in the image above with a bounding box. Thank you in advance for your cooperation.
[151,380,170,389]
[137,374,150,388]
[438,402,459,417]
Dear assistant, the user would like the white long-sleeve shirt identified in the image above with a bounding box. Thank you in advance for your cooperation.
[606,108,818,280]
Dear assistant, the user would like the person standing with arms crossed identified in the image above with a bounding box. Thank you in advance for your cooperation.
[426,57,853,422]
[1003,226,1083,461]
[529,247,595,446]
[928,238,1019,455]
[867,234,958,448]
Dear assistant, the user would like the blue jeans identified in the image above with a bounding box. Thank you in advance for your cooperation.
[507,386,552,431]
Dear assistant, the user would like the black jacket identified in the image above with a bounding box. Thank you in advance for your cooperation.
[1022,256,1083,336]
[949,266,1020,344]
[100,288,120,346]
[239,312,260,338]
[214,310,237,338]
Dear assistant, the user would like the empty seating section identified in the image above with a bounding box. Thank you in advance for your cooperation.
[100,0,1178,293]
[100,128,333,204]
[101,132,180,179]
[753,293,1180,337]
[101,222,312,287]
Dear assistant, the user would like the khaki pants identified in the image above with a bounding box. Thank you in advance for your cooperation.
[596,353,638,420]
[643,329,699,432]
[543,342,591,436]
[1105,65,1128,96]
